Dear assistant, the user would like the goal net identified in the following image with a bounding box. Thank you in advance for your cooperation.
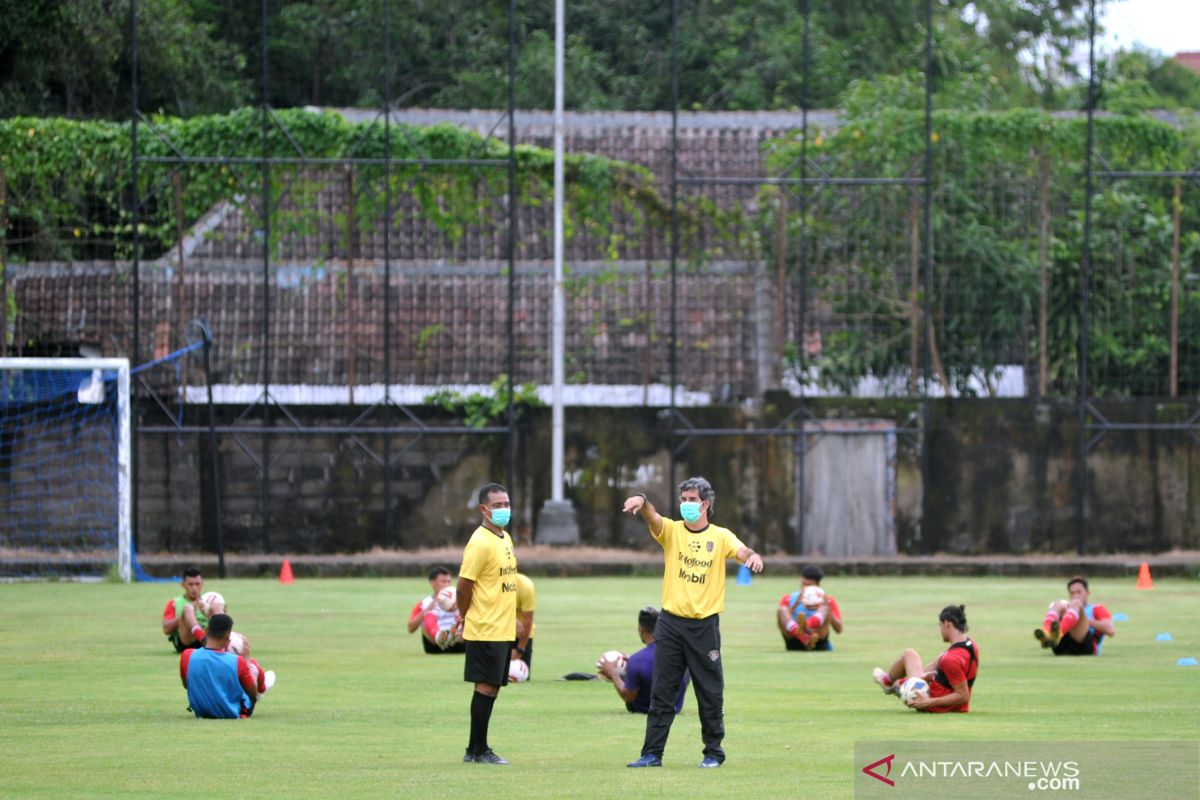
[0,358,131,581]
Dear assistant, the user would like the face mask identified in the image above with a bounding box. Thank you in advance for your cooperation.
[490,508,511,528]
[679,501,702,523]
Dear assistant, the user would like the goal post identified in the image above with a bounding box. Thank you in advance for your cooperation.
[0,357,131,582]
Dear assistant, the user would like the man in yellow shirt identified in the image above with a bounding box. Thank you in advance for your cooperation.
[455,483,519,765]
[622,476,763,769]
[510,573,536,679]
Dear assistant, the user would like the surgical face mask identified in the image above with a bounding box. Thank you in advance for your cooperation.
[490,508,511,528]
[679,501,703,523]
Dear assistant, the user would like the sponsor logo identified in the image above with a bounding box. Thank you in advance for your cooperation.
[689,539,703,553]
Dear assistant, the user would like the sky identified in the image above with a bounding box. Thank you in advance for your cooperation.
[1098,0,1200,57]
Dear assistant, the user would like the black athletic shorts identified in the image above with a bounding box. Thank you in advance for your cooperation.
[464,639,515,686]
[421,635,466,655]
[783,634,831,651]
[1052,630,1097,656]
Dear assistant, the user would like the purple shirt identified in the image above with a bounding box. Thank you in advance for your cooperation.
[624,641,689,714]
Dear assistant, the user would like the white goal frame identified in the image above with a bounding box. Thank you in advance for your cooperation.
[0,357,132,582]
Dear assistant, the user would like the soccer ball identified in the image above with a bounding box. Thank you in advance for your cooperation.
[199,591,225,617]
[508,658,530,683]
[899,677,930,705]
[227,631,250,657]
[596,650,627,681]
[800,585,825,608]
[435,586,457,612]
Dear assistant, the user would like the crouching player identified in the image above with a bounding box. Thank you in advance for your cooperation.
[777,565,842,650]
[871,604,979,713]
[1034,575,1114,656]
[179,614,274,719]
[408,566,466,654]
[162,567,222,652]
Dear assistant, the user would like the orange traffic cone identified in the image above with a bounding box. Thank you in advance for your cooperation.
[279,558,295,584]
[1136,561,1153,590]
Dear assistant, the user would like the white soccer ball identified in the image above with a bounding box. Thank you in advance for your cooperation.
[899,677,930,705]
[199,591,225,617]
[435,586,457,612]
[227,631,250,657]
[800,585,825,608]
[596,650,627,681]
[508,658,530,683]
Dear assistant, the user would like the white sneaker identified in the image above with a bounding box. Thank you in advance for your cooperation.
[263,670,276,692]
[872,667,896,695]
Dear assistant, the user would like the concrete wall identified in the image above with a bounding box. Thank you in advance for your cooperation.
[134,398,1200,555]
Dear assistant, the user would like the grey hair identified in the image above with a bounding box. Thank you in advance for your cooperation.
[678,476,715,513]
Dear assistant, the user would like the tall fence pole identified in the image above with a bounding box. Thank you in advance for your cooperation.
[1170,178,1182,398]
[0,171,7,358]
[200,325,226,578]
[1077,0,1097,555]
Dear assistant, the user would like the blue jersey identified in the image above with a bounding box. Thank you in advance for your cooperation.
[184,648,250,719]
[624,642,689,714]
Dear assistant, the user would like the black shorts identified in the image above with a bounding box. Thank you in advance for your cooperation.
[420,635,466,654]
[464,640,515,686]
[782,634,831,651]
[1053,630,1097,656]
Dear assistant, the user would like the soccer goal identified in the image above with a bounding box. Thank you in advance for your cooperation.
[0,358,131,581]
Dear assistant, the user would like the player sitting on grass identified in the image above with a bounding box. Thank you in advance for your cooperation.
[1034,575,1115,656]
[407,566,465,654]
[598,606,690,714]
[162,567,222,652]
[872,604,979,713]
[179,613,274,719]
[777,564,842,651]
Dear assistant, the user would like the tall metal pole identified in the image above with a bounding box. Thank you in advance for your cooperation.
[202,328,226,578]
[795,0,811,556]
[1077,0,1097,555]
[920,0,935,555]
[130,0,141,554]
[551,0,566,503]
[383,0,394,543]
[259,0,272,552]
[668,0,680,492]
[506,0,517,492]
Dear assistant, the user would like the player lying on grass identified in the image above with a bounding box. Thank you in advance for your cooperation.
[162,566,224,652]
[777,564,843,650]
[407,566,466,653]
[1034,575,1115,656]
[872,604,979,713]
[179,613,275,719]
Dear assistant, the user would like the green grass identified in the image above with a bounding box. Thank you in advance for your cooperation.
[0,575,1197,799]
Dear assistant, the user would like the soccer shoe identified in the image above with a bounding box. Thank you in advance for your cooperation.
[627,754,663,768]
[1035,622,1062,648]
[435,629,453,649]
[872,667,897,695]
[699,757,723,768]
[473,750,509,765]
[462,751,475,763]
[263,670,276,692]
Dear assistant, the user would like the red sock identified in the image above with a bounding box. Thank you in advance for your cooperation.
[1059,608,1079,634]
[1043,610,1058,633]
[806,611,824,630]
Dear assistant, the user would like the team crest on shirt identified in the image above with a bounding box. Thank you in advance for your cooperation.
[706,541,714,552]
[708,650,720,662]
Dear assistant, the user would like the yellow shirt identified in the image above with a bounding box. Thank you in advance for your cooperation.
[652,517,745,619]
[515,573,537,639]
[459,525,519,641]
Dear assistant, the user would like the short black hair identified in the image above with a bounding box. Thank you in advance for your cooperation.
[939,604,968,632]
[478,483,508,505]
[1067,575,1089,591]
[801,565,824,583]
[207,613,234,639]
[183,566,202,579]
[428,566,451,582]
[637,606,659,632]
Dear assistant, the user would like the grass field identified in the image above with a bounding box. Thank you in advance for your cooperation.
[1,574,1197,799]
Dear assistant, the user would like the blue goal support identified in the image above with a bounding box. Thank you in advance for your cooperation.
[0,358,131,581]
